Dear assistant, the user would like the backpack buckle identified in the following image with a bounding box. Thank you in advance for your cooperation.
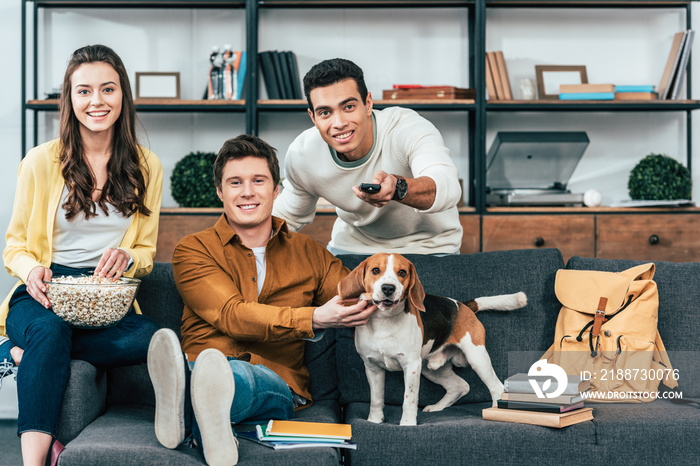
[592,297,608,337]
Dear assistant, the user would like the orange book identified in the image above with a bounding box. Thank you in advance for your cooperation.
[266,420,352,440]
[614,92,658,100]
[559,83,615,93]
[486,52,504,100]
[495,51,512,100]
[485,57,498,100]
[482,407,593,428]
[658,31,686,99]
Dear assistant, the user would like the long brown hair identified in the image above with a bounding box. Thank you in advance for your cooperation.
[59,44,151,220]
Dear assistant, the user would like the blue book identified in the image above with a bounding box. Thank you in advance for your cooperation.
[615,85,655,93]
[236,51,247,100]
[559,92,615,100]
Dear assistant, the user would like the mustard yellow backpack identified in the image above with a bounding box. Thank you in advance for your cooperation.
[543,263,677,402]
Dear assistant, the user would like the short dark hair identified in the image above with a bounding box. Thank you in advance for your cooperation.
[303,58,368,111]
[213,134,280,190]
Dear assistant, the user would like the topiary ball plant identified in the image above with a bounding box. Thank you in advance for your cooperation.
[627,153,692,200]
[170,151,222,208]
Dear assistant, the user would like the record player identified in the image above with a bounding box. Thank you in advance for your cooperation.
[486,131,590,206]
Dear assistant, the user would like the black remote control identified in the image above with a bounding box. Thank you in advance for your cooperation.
[360,183,381,194]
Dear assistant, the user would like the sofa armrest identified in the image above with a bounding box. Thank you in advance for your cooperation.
[55,360,107,445]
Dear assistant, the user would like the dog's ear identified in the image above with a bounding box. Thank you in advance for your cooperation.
[338,259,368,300]
[406,262,426,314]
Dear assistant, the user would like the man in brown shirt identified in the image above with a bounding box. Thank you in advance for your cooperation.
[147,134,375,466]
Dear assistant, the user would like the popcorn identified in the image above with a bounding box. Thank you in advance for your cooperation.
[45,275,140,328]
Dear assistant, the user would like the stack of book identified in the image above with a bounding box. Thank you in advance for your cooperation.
[258,50,303,100]
[485,51,512,100]
[238,420,357,450]
[658,29,695,100]
[483,373,593,428]
[559,84,658,101]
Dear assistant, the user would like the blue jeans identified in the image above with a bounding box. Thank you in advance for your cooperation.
[5,264,160,437]
[187,357,294,442]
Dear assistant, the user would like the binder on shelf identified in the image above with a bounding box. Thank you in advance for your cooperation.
[669,29,695,100]
[259,50,302,100]
[270,51,289,99]
[658,31,686,99]
[259,51,281,99]
[285,51,303,99]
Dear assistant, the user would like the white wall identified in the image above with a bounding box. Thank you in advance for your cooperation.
[0,2,698,417]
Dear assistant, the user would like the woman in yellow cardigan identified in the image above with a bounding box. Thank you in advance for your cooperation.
[0,44,162,465]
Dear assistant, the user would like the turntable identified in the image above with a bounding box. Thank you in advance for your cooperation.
[486,131,590,206]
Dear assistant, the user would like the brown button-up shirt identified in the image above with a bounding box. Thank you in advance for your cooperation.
[172,215,348,402]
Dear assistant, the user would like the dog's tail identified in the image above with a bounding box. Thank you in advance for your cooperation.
[468,292,527,312]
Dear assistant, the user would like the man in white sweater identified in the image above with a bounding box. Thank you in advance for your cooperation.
[272,58,463,255]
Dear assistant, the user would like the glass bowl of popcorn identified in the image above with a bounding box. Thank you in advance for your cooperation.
[44,275,141,328]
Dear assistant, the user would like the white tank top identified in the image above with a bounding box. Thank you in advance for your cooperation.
[52,185,131,268]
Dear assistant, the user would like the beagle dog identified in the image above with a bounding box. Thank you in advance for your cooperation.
[339,253,527,426]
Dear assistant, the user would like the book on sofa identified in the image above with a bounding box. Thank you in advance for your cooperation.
[237,421,357,450]
[504,373,590,396]
[497,399,584,413]
[482,407,593,428]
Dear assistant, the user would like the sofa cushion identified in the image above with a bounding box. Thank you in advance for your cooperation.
[135,262,185,336]
[56,360,107,445]
[336,249,564,407]
[59,405,341,465]
[585,401,700,463]
[566,256,700,397]
[342,401,596,465]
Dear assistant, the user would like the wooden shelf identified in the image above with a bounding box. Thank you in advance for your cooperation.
[486,206,700,214]
[486,99,700,111]
[257,99,475,111]
[32,1,246,8]
[26,99,246,112]
[259,0,475,8]
[486,1,694,8]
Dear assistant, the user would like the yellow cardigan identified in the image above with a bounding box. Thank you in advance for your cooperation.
[1,139,163,335]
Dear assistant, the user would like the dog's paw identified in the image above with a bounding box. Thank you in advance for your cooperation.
[399,417,417,426]
[422,403,445,413]
[516,291,528,308]
[367,412,384,424]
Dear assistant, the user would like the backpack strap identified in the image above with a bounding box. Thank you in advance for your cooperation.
[592,297,608,337]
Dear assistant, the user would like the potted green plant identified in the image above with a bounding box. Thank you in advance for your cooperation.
[170,151,222,208]
[627,153,692,200]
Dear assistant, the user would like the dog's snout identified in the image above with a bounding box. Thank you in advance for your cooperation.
[381,284,396,297]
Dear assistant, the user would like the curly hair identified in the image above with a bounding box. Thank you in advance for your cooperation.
[58,44,151,221]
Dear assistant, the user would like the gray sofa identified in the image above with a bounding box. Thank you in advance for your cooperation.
[54,248,700,465]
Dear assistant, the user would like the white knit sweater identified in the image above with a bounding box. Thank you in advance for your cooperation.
[272,107,463,255]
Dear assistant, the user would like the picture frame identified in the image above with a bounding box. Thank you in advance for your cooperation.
[535,66,588,100]
[135,72,180,100]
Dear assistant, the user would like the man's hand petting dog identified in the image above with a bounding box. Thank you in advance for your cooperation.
[313,296,378,329]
